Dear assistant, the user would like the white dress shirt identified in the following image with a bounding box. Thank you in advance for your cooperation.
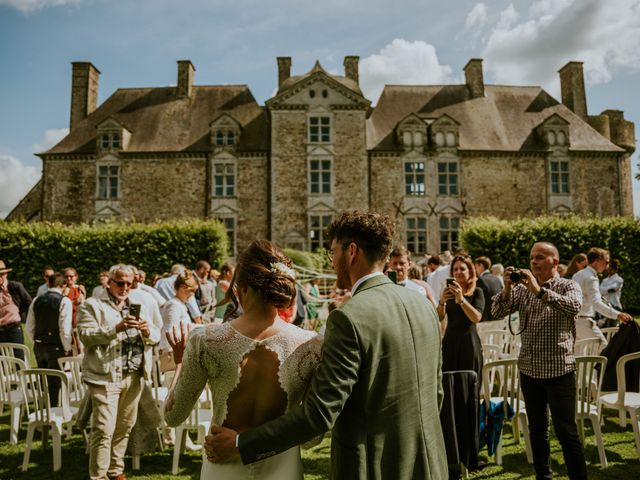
[129,287,164,330]
[427,265,450,304]
[159,297,191,350]
[398,278,426,296]
[26,287,73,352]
[600,273,623,310]
[572,266,620,319]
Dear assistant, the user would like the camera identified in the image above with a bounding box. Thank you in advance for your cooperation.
[509,269,523,283]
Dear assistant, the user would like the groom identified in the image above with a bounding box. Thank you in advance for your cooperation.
[206,210,447,479]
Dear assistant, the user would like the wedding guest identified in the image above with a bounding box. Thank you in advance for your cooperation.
[565,253,587,278]
[36,266,55,297]
[0,260,32,361]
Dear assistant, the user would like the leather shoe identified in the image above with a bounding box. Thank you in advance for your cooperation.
[108,475,127,480]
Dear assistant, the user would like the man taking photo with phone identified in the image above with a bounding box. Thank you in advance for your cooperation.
[78,264,160,480]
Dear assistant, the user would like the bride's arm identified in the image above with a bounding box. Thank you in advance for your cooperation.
[163,324,209,427]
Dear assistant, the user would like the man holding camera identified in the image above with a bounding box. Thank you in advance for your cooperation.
[491,242,587,480]
[78,264,160,480]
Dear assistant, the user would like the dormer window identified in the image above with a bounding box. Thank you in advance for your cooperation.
[396,114,427,151]
[430,114,460,150]
[215,131,236,146]
[536,114,570,149]
[99,132,122,150]
[210,114,241,150]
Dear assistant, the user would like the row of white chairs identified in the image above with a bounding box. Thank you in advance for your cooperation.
[482,350,640,468]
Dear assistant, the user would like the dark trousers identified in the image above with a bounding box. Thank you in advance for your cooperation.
[34,343,65,407]
[0,322,25,361]
[520,372,587,480]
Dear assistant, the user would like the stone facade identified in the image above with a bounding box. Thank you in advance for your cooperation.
[7,56,635,257]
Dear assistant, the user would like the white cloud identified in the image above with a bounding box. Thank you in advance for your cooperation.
[0,0,82,13]
[495,4,519,30]
[360,39,455,104]
[477,0,640,94]
[465,3,488,30]
[32,128,68,153]
[0,154,40,218]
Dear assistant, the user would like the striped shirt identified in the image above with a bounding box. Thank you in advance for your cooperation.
[491,273,583,379]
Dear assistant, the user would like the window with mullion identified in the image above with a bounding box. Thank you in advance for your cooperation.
[550,160,570,194]
[309,116,331,143]
[309,214,333,251]
[98,165,119,200]
[405,216,427,254]
[309,158,332,194]
[439,216,460,252]
[404,162,425,196]
[438,161,458,196]
[214,162,235,197]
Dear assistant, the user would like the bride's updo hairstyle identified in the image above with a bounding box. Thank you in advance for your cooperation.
[222,239,297,318]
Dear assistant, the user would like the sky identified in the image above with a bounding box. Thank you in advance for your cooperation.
[1,0,639,218]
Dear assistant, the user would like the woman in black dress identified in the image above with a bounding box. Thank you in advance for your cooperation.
[437,254,484,377]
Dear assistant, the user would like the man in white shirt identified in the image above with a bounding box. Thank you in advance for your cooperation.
[572,247,632,348]
[26,272,73,405]
[427,255,451,304]
[388,246,426,296]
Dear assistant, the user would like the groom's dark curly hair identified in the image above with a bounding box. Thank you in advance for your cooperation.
[326,210,394,265]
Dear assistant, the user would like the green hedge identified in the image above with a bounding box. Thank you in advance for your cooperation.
[0,219,229,296]
[283,248,328,272]
[460,215,640,312]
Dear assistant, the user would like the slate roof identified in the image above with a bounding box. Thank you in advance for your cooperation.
[45,85,268,155]
[366,84,624,152]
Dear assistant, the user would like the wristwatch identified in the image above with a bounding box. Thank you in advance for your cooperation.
[537,287,546,299]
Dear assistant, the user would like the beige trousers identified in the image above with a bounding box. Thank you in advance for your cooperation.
[88,372,143,480]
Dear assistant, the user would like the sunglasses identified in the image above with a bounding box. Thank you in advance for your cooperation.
[110,280,132,288]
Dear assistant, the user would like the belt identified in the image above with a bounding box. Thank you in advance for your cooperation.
[578,315,596,319]
[0,322,21,331]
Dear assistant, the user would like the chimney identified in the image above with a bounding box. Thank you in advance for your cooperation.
[177,60,195,98]
[70,62,100,131]
[343,55,360,84]
[464,59,484,99]
[559,61,587,119]
[277,57,291,88]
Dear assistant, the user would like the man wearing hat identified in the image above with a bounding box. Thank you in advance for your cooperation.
[0,260,32,361]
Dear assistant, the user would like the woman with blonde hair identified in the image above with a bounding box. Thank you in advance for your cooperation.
[164,240,322,479]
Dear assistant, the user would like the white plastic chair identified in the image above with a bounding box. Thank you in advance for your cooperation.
[601,326,619,343]
[171,402,212,474]
[0,342,31,368]
[599,351,640,459]
[19,368,77,472]
[575,338,601,356]
[482,358,528,463]
[0,355,29,444]
[575,356,608,467]
[482,344,502,364]
[57,356,85,407]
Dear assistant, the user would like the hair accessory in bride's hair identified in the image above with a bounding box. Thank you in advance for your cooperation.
[270,261,295,280]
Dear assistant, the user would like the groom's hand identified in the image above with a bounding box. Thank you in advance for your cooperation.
[205,425,240,463]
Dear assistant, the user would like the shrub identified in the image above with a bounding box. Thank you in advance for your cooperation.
[0,219,229,295]
[283,248,327,272]
[461,215,640,312]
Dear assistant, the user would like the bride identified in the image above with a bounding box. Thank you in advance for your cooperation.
[163,240,323,479]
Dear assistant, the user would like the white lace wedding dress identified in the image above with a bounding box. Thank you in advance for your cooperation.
[164,321,323,479]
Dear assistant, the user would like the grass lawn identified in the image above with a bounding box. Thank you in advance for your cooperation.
[1,409,639,479]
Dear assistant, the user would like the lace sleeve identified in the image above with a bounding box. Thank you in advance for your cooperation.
[163,329,209,427]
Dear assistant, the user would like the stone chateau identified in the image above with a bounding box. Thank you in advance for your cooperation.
[7,56,635,256]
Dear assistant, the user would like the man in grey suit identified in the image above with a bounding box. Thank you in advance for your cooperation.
[205,210,447,479]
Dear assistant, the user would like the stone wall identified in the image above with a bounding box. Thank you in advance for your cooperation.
[42,158,96,223]
[120,156,206,221]
[237,155,269,252]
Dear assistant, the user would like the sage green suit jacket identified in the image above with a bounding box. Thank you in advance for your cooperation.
[238,275,447,479]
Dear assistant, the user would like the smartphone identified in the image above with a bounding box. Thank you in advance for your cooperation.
[129,303,141,319]
[446,277,455,287]
[387,270,397,284]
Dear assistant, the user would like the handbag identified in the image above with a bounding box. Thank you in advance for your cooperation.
[159,350,176,373]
